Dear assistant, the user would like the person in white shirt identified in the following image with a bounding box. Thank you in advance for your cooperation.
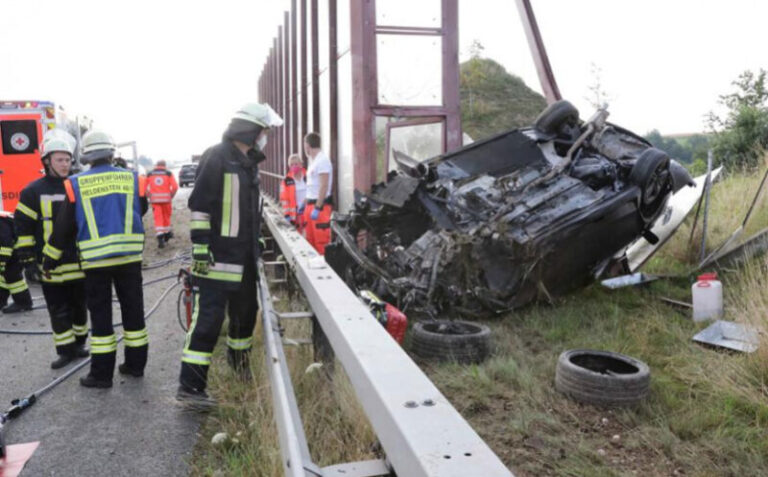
[302,132,333,254]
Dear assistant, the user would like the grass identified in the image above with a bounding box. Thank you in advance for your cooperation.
[191,162,768,476]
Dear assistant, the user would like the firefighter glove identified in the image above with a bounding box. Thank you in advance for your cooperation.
[192,244,214,274]
[310,208,320,221]
[41,257,56,280]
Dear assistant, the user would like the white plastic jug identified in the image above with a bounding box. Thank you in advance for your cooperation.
[692,272,723,322]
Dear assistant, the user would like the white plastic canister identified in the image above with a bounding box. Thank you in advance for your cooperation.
[692,272,723,322]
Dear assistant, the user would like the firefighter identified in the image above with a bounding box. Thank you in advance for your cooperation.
[0,211,33,314]
[145,159,179,249]
[302,132,333,254]
[279,153,306,233]
[15,131,89,368]
[44,130,149,388]
[177,102,282,409]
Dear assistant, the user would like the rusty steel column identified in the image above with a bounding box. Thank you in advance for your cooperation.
[283,11,291,170]
[329,0,339,206]
[311,0,320,132]
[515,0,562,104]
[350,0,377,193]
[291,0,299,156]
[300,0,308,143]
[442,0,461,151]
[277,25,284,197]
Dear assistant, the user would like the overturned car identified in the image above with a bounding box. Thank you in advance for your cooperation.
[325,101,693,319]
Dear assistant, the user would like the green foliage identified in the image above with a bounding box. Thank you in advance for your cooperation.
[708,69,768,169]
[644,130,711,165]
[460,57,547,141]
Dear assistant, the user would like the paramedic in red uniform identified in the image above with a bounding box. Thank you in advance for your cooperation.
[145,159,178,249]
[302,133,333,254]
[279,153,306,233]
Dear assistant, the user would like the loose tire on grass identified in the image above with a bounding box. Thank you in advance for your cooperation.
[534,100,580,135]
[555,349,650,407]
[411,320,491,364]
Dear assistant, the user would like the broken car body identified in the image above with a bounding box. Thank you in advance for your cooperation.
[325,101,694,319]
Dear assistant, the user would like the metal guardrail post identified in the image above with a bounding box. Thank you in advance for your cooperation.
[261,197,514,477]
[258,260,323,477]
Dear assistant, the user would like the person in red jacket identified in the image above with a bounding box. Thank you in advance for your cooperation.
[145,159,179,249]
[279,154,306,233]
[302,132,333,254]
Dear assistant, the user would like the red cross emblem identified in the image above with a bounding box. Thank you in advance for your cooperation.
[10,133,30,151]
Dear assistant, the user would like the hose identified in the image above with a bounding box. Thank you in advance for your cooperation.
[0,281,181,454]
[0,273,177,335]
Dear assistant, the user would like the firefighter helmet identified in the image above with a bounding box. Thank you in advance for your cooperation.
[81,130,116,164]
[232,103,284,128]
[41,130,76,159]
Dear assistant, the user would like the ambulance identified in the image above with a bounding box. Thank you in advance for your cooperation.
[0,101,77,212]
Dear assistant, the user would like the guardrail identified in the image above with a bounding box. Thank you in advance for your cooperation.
[260,197,514,477]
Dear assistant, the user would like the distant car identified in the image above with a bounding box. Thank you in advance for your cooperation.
[179,163,198,187]
[325,100,694,319]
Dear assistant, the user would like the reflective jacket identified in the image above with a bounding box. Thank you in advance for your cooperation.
[278,169,305,224]
[146,165,178,204]
[45,164,147,270]
[15,176,84,283]
[189,140,262,290]
[0,212,14,262]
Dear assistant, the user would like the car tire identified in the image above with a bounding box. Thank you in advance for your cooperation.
[630,148,671,219]
[411,320,491,364]
[555,349,650,407]
[534,100,580,135]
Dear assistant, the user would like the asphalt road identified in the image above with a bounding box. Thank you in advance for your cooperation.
[0,187,201,477]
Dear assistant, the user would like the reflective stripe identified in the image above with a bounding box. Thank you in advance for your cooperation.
[220,173,240,237]
[43,243,63,260]
[40,194,63,244]
[227,336,253,351]
[15,235,35,248]
[191,212,210,221]
[192,244,208,255]
[80,243,144,260]
[81,254,142,270]
[54,329,76,345]
[191,261,244,282]
[124,328,149,347]
[39,262,85,283]
[190,220,210,230]
[82,195,100,240]
[80,233,145,250]
[124,190,135,237]
[0,247,12,257]
[73,324,89,336]
[16,202,38,220]
[91,334,118,354]
[8,280,28,293]
[181,294,212,365]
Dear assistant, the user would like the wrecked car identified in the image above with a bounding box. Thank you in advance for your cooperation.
[325,101,694,319]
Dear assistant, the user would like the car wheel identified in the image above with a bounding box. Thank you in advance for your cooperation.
[534,100,580,135]
[555,349,650,407]
[411,320,491,364]
[630,148,671,220]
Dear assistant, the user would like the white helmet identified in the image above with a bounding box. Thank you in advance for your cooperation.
[42,129,76,159]
[232,103,284,128]
[81,130,116,163]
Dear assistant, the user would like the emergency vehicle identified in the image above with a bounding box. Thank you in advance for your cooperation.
[0,101,78,212]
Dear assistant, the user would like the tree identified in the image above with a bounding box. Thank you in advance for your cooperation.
[584,63,612,111]
[707,69,768,169]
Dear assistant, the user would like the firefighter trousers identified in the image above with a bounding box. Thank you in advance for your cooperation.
[85,262,148,380]
[0,258,32,308]
[151,202,173,236]
[179,260,258,391]
[42,281,88,356]
[304,202,333,255]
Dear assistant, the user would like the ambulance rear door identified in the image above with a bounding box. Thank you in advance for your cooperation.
[0,112,45,211]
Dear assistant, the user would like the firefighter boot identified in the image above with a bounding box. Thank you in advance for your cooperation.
[227,348,252,382]
[3,291,33,314]
[157,236,165,249]
[118,363,144,377]
[176,385,218,412]
[165,231,174,241]
[80,374,113,388]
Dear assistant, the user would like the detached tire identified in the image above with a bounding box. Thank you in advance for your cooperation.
[534,100,580,135]
[555,349,650,407]
[411,320,491,364]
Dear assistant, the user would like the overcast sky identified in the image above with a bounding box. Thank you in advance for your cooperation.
[2,0,766,161]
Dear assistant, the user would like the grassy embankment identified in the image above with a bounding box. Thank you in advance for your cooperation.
[191,162,768,477]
